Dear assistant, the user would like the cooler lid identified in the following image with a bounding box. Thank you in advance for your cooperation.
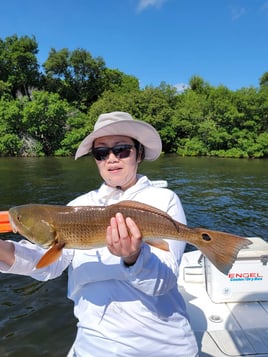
[237,237,268,260]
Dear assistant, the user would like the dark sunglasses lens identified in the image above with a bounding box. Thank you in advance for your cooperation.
[113,145,132,159]
[92,148,110,161]
[92,145,133,161]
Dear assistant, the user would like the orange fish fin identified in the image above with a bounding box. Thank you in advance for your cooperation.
[36,241,65,269]
[146,239,170,251]
[0,211,13,233]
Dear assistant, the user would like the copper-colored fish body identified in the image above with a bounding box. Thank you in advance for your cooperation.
[8,201,252,273]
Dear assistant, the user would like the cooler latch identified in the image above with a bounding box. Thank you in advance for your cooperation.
[260,255,268,265]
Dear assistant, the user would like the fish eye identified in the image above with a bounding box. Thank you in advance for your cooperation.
[17,214,22,222]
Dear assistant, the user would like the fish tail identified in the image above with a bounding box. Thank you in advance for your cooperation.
[194,229,252,275]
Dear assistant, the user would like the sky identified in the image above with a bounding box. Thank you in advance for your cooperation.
[0,0,267,91]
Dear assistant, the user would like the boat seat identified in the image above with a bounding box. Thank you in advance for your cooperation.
[195,328,268,356]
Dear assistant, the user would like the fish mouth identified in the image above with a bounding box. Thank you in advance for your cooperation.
[8,213,18,233]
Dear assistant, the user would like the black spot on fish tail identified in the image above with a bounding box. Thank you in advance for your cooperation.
[202,233,212,242]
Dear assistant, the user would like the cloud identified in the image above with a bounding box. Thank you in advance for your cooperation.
[174,83,189,93]
[137,0,168,12]
[261,1,268,11]
[230,6,246,21]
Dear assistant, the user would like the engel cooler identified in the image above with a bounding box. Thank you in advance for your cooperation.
[205,237,268,303]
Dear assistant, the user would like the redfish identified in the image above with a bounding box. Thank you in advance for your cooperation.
[8,200,251,274]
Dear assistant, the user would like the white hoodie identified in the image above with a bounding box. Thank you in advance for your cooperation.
[0,175,198,357]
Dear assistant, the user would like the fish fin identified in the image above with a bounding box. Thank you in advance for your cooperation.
[0,211,13,233]
[111,201,172,252]
[36,241,65,269]
[195,229,252,275]
[146,239,170,251]
[114,200,173,220]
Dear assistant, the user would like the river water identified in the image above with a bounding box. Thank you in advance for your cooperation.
[0,156,267,356]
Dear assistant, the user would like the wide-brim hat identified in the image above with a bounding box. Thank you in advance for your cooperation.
[75,111,162,161]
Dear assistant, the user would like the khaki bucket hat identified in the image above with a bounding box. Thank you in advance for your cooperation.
[75,111,162,161]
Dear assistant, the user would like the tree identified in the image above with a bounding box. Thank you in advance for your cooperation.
[131,85,179,153]
[173,89,205,139]
[205,86,242,132]
[259,72,268,87]
[0,35,267,158]
[0,35,41,99]
[55,110,89,156]
[0,97,25,135]
[0,98,24,155]
[22,91,70,155]
[189,75,211,95]
[234,87,266,132]
[0,80,12,99]
[43,48,106,110]
[103,68,140,94]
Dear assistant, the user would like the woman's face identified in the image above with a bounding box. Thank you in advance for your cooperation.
[93,135,141,191]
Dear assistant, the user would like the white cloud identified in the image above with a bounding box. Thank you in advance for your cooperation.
[230,6,246,21]
[137,0,168,12]
[261,1,268,11]
[174,83,189,93]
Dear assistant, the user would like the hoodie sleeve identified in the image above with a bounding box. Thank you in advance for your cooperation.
[120,243,179,296]
[0,240,73,281]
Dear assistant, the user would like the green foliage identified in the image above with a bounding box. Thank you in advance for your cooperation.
[259,72,268,87]
[177,137,207,156]
[0,97,26,135]
[0,133,22,156]
[0,90,72,156]
[55,110,89,156]
[189,75,211,95]
[103,69,140,94]
[22,91,70,155]
[0,35,41,99]
[210,148,248,158]
[0,80,12,99]
[0,34,267,158]
[256,132,268,157]
[43,47,106,111]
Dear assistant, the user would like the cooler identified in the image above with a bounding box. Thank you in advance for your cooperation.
[205,237,268,303]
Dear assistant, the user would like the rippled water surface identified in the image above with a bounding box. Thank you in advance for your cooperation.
[0,156,267,356]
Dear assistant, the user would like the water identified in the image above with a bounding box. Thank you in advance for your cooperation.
[0,156,267,356]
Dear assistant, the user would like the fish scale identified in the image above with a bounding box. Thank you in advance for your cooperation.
[54,205,180,246]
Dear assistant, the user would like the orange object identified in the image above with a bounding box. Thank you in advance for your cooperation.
[0,211,12,233]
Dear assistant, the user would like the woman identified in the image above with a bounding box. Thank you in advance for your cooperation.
[0,112,198,356]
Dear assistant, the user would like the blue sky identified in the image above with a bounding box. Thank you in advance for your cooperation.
[0,0,267,91]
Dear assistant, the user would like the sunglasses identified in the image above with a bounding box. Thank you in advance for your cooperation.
[92,144,134,161]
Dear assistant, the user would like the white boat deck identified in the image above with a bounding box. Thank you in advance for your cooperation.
[179,242,268,357]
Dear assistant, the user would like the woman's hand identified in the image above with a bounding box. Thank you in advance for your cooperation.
[106,212,142,266]
[0,240,15,267]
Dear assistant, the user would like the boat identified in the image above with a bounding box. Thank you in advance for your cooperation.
[149,179,168,188]
[148,179,268,355]
[179,237,268,357]
[149,179,268,356]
